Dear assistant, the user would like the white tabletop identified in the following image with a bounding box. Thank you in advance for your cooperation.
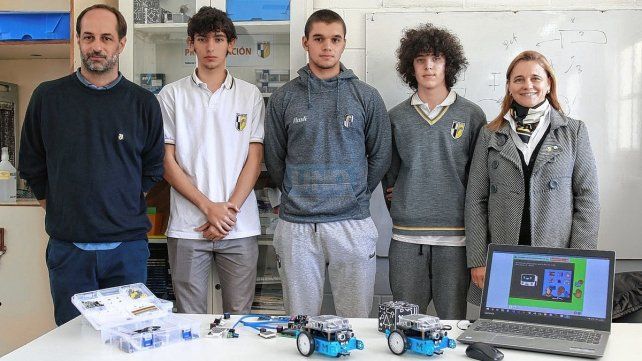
[2,315,641,360]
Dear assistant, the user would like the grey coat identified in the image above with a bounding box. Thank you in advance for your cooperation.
[465,109,600,304]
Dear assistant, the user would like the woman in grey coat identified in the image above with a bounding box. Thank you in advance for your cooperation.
[465,50,600,304]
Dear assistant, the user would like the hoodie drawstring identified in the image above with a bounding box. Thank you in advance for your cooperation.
[307,76,312,108]
[336,78,341,121]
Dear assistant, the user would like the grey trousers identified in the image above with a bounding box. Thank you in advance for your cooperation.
[167,236,258,314]
[273,218,378,318]
[388,240,469,319]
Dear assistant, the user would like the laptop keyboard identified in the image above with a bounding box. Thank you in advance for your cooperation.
[475,321,602,344]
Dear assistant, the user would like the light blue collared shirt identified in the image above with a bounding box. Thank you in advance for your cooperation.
[73,69,124,251]
[75,68,123,90]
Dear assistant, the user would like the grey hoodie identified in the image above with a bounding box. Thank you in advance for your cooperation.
[265,64,391,223]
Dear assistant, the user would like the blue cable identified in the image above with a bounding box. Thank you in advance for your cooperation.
[233,314,291,333]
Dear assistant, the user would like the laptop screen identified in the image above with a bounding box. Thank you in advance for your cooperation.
[480,245,615,332]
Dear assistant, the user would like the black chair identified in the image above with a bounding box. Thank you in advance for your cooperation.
[612,271,642,323]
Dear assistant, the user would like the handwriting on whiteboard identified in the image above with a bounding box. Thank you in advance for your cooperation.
[563,56,583,74]
[488,72,502,91]
[502,33,518,50]
[536,29,608,48]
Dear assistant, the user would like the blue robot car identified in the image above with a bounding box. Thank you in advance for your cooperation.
[296,315,364,357]
[386,314,456,356]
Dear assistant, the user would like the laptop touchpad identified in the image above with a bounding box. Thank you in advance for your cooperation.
[493,335,540,348]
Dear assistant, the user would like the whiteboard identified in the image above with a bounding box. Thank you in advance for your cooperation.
[366,10,642,258]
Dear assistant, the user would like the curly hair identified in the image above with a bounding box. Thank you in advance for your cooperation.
[396,24,468,90]
[188,6,236,42]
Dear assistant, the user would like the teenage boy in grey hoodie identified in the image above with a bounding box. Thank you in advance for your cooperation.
[264,9,391,318]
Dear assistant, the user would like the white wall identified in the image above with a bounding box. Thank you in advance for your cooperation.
[0,59,71,142]
[310,0,642,317]
[312,0,642,80]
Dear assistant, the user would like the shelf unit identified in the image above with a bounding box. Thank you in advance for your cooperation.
[0,40,70,60]
[133,20,290,36]
[118,0,310,88]
[120,0,312,315]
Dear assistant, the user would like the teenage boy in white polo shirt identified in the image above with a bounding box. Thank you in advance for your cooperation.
[158,7,264,314]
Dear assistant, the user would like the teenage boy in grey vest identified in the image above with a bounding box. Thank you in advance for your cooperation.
[264,9,391,317]
[384,24,486,319]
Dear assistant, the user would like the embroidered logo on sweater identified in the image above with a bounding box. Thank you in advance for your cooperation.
[235,113,247,131]
[293,116,307,124]
[344,114,354,128]
[451,121,465,139]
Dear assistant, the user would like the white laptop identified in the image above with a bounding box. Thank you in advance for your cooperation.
[458,244,615,358]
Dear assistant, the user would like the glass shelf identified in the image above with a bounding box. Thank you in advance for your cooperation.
[133,21,290,36]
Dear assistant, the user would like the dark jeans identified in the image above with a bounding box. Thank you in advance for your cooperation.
[46,238,149,326]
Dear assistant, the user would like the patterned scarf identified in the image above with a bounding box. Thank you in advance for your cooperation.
[510,99,549,143]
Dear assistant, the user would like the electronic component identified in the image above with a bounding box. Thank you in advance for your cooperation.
[210,316,228,328]
[131,305,159,315]
[259,330,277,339]
[279,329,299,337]
[128,288,146,299]
[81,301,104,309]
[378,300,419,333]
[206,327,230,339]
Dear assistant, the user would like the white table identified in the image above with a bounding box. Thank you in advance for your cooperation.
[2,315,641,360]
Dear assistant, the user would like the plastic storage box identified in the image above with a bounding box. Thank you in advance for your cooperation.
[226,0,290,21]
[102,314,200,353]
[0,12,70,41]
[72,283,200,353]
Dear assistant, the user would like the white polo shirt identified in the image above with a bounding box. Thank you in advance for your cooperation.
[158,69,265,240]
[411,89,457,120]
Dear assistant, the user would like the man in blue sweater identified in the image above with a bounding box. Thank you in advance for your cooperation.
[19,5,164,326]
[264,9,391,317]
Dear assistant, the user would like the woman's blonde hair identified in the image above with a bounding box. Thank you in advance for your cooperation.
[487,50,563,132]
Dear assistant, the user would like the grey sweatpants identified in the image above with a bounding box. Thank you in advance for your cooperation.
[388,240,469,319]
[273,218,378,318]
[167,236,258,314]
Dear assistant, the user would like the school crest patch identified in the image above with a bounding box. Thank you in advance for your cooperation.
[344,114,354,128]
[451,121,465,139]
[236,113,247,131]
[257,41,271,58]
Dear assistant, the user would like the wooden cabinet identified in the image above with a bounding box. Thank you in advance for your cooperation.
[0,204,54,357]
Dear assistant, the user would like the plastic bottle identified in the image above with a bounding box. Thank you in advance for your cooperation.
[0,147,17,203]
